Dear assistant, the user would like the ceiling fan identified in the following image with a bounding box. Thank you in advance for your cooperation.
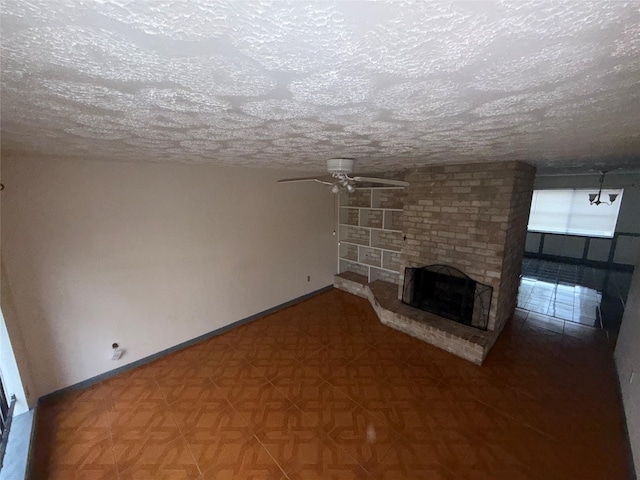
[277,158,409,194]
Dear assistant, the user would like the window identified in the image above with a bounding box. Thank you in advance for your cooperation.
[0,375,12,469]
[0,376,8,436]
[527,189,623,238]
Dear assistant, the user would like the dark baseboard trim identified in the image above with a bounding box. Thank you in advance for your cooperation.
[39,285,333,402]
[523,252,635,272]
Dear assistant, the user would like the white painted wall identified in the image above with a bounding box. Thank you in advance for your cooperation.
[1,157,337,398]
[526,172,640,265]
[0,154,37,415]
[615,252,640,475]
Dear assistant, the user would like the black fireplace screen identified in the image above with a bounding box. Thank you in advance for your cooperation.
[402,265,492,330]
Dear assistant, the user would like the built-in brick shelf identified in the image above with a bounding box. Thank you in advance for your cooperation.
[334,271,500,365]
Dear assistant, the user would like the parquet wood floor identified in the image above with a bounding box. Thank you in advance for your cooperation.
[32,288,634,479]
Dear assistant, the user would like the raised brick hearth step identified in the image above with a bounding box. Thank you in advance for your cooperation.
[334,271,500,365]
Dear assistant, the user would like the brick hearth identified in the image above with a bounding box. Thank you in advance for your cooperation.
[334,271,498,364]
[335,161,535,364]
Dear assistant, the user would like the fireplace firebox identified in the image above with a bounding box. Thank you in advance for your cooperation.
[402,265,492,330]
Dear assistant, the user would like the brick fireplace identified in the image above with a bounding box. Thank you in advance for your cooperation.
[335,160,535,364]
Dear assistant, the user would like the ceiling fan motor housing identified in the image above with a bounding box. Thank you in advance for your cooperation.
[327,158,355,175]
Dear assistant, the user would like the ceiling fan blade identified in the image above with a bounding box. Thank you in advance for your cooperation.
[353,176,409,187]
[278,176,323,183]
[278,177,334,186]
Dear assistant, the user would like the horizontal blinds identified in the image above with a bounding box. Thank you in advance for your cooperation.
[528,189,623,238]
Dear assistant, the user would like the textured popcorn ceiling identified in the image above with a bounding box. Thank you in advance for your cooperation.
[1,1,639,173]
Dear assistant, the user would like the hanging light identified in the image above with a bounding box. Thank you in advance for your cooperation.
[589,171,618,206]
[331,182,356,194]
[332,178,357,194]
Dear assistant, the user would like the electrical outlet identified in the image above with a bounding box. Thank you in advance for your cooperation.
[112,342,124,360]
[307,275,311,282]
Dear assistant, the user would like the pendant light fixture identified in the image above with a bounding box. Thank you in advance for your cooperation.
[589,171,618,206]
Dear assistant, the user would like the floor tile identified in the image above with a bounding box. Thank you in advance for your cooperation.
[199,434,284,480]
[270,362,325,402]
[231,382,295,433]
[367,434,461,479]
[326,405,398,472]
[114,436,200,480]
[172,399,236,435]
[155,376,219,405]
[519,258,630,341]
[295,381,360,434]
[259,427,369,480]
[181,406,251,455]
[110,403,181,442]
[48,434,117,477]
[33,288,633,480]
[42,403,112,443]
[102,376,166,411]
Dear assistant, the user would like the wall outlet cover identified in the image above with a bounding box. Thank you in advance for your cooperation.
[111,348,124,360]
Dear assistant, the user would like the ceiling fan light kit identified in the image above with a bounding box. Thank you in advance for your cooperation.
[278,158,409,194]
[326,158,356,176]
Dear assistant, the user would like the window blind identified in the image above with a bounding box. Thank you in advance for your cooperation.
[527,189,623,238]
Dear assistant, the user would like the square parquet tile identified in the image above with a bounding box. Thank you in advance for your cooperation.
[32,289,634,480]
